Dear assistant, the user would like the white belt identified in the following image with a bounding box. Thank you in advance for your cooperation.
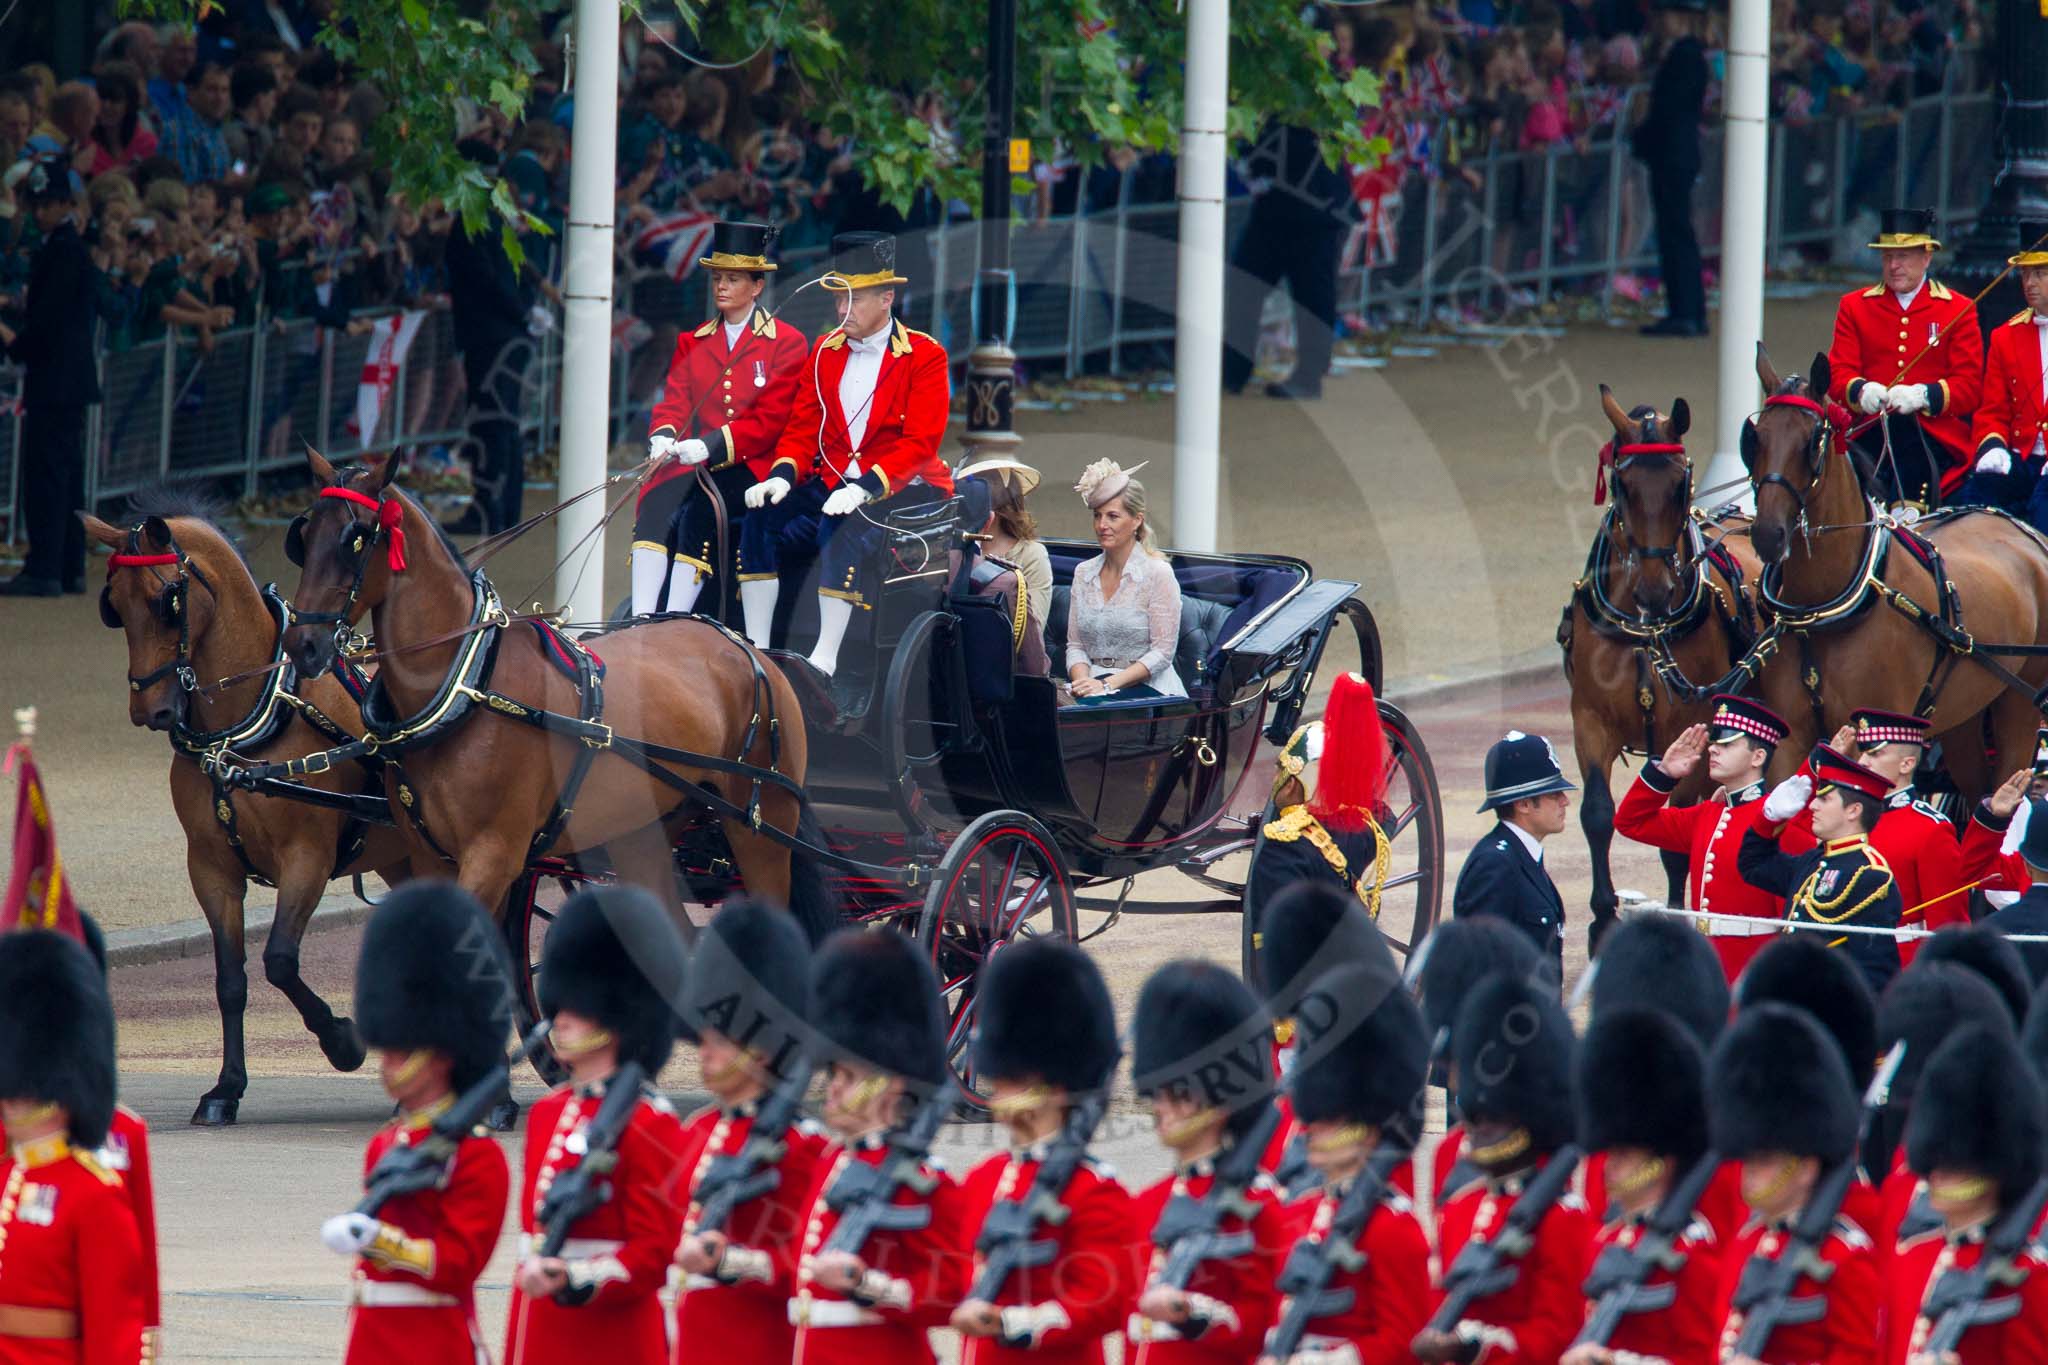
[790,1296,883,1328]
[518,1234,625,1259]
[1697,914,1779,938]
[1127,1313,1183,1343]
[349,1280,460,1309]
[683,1273,721,1292]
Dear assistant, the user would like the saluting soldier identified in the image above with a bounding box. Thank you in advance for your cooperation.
[671,899,826,1364]
[0,929,146,1362]
[506,886,692,1364]
[632,221,811,617]
[1614,695,1808,981]
[1454,732,1577,970]
[1960,222,2048,524]
[1833,710,1968,957]
[318,882,514,1364]
[1739,745,1906,995]
[950,938,1140,1362]
[1955,734,2048,907]
[1826,207,1984,514]
[1126,959,1290,1363]
[1964,795,2048,982]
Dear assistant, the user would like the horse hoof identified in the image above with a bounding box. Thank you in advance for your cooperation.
[485,1099,522,1133]
[191,1097,239,1126]
[321,1019,368,1073]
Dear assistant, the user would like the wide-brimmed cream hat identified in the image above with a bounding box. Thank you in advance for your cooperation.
[1074,459,1148,510]
[955,456,1041,496]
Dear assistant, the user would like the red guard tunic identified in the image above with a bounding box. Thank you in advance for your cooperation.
[1125,1164,1288,1364]
[0,1134,146,1365]
[1583,1209,1723,1365]
[1714,1212,1881,1365]
[1827,279,1985,494]
[956,1149,1141,1365]
[644,306,811,486]
[1430,1126,1472,1209]
[1270,1183,1431,1365]
[671,1102,828,1364]
[341,1105,509,1365]
[1886,1226,2048,1365]
[1430,1162,1598,1365]
[1582,1155,1749,1249]
[1971,309,2048,460]
[1614,765,1813,981]
[503,1082,690,1365]
[1959,805,2030,895]
[1872,788,1966,962]
[0,1109,157,1354]
[790,1133,972,1365]
[764,320,956,499]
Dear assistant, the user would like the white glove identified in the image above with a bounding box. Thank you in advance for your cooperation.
[1885,383,1930,415]
[1762,773,1813,822]
[1857,382,1889,415]
[822,484,871,517]
[745,476,791,510]
[649,432,679,463]
[320,1212,379,1257]
[675,437,710,467]
[526,303,554,338]
[1977,444,2013,476]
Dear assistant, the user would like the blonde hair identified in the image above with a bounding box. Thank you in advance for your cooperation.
[1110,478,1165,558]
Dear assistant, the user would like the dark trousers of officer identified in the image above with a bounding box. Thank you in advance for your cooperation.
[1650,166,1704,326]
[1849,414,1945,510]
[631,464,754,610]
[1952,448,2048,530]
[464,339,531,534]
[739,479,946,606]
[19,403,86,585]
[1223,198,1342,391]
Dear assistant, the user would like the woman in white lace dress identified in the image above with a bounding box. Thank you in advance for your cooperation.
[1065,460,1186,699]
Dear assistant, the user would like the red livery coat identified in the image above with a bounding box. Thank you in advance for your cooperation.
[644,305,811,493]
[1714,1213,1881,1365]
[0,1108,158,1347]
[1270,1184,1431,1365]
[1125,1166,1288,1364]
[1872,790,1966,961]
[790,1135,972,1365]
[1886,1227,2048,1365]
[503,1083,691,1365]
[342,1109,509,1365]
[0,1136,146,1365]
[671,1103,829,1364]
[1827,279,1985,491]
[1430,1162,1598,1365]
[1971,309,2048,458]
[1582,1209,1723,1365]
[956,1151,1142,1365]
[767,319,955,500]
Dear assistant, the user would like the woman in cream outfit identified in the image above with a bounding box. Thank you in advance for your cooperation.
[1063,459,1185,700]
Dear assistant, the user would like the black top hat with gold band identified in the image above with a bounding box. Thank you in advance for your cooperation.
[822,231,908,290]
[1868,207,1941,251]
[1707,693,1789,748]
[699,220,779,272]
[2009,220,2048,269]
[1849,706,1930,751]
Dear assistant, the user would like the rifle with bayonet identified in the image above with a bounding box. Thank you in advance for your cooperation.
[1150,1102,1283,1291]
[969,1089,1111,1302]
[1912,1175,2048,1356]
[820,1085,952,1256]
[1423,1144,1586,1335]
[1573,1149,1723,1347]
[1262,1138,1413,1363]
[532,1060,650,1271]
[691,1051,815,1236]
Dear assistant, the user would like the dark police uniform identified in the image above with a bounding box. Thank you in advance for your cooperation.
[1451,732,1576,973]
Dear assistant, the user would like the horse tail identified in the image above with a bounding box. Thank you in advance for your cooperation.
[786,805,841,946]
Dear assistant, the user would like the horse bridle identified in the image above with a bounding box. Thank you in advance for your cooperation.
[1746,392,1839,530]
[99,523,217,696]
[285,484,409,652]
[1608,440,1699,582]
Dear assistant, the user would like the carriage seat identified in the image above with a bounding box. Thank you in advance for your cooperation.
[1044,585,1235,697]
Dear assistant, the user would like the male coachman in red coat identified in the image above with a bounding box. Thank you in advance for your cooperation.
[319,882,513,1364]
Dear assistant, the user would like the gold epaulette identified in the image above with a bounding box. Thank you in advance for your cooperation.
[693,318,718,338]
[1928,280,1953,301]
[888,320,914,357]
[820,329,847,351]
[2009,308,2037,327]
[1863,283,1887,298]
[1262,805,1348,877]
[72,1150,120,1186]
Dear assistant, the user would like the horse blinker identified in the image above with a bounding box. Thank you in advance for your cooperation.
[283,516,307,567]
[98,586,121,629]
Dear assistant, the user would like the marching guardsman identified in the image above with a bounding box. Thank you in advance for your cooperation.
[1833,709,1967,958]
[791,928,970,1365]
[1453,732,1575,969]
[1413,971,1596,1365]
[1961,221,2048,525]
[736,231,956,684]
[1910,926,2032,1028]
[1956,732,2048,907]
[1614,694,1809,981]
[0,929,147,1362]
[632,220,811,617]
[1562,1008,1724,1365]
[951,938,1140,1362]
[671,899,826,1363]
[1263,960,1434,1365]
[1826,206,1984,514]
[1126,959,1290,1363]
[505,886,692,1363]
[1246,673,1393,928]
[1738,745,1906,995]
[319,882,513,1364]
[1890,1025,2048,1365]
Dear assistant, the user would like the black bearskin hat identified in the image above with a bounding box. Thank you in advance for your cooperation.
[1415,916,1548,1045]
[2024,980,2048,1087]
[1905,1023,2047,1201]
[1132,959,1275,1139]
[971,937,1119,1094]
[1591,916,1729,1046]
[1291,961,1430,1135]
[1736,934,1878,1088]
[355,881,516,1091]
[537,885,688,1076]
[1911,926,2033,1025]
[1877,962,2015,1109]
[1257,879,1397,1017]
[1575,1007,1709,1164]
[1452,971,1577,1155]
[0,931,117,1148]
[1708,1003,1859,1163]
[679,899,810,1078]
[809,928,948,1086]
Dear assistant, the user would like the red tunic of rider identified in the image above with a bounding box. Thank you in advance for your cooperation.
[1430,1161,1598,1365]
[503,1082,690,1365]
[341,1109,509,1365]
[0,1134,146,1365]
[1271,1182,1432,1365]
[1972,308,2048,462]
[1827,279,1984,495]
[1871,788,1967,962]
[765,320,955,499]
[1583,1206,1724,1365]
[1884,1227,2048,1365]
[1714,1211,1881,1365]
[1125,1166,1288,1364]
[643,305,811,496]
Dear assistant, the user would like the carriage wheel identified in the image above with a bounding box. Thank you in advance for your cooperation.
[504,869,574,1087]
[912,810,1077,1114]
[1238,696,1445,975]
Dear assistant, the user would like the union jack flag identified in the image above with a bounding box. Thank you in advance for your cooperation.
[630,209,717,283]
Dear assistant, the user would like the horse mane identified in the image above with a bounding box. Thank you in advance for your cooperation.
[120,485,251,569]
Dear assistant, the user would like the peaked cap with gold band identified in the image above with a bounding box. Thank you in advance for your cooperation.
[821,230,908,290]
[2009,219,2048,268]
[1849,707,1930,750]
[1707,692,1788,747]
[1809,742,1892,803]
[699,219,780,272]
[1868,206,1941,251]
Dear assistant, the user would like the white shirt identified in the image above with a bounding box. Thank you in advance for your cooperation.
[838,328,888,466]
[722,319,745,351]
[1893,282,1924,311]
[1503,818,1545,864]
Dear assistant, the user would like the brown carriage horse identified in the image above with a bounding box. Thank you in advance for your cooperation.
[1745,344,2048,798]
[1563,386,1804,924]
[277,451,831,942]
[84,497,417,1126]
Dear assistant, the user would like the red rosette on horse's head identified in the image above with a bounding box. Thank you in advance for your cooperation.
[1306,672,1389,833]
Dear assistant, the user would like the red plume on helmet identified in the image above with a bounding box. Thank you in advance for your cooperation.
[1308,672,1389,832]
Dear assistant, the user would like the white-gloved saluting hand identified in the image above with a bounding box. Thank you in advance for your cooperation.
[745,477,791,509]
[1976,443,2012,476]
[1885,384,1930,415]
[822,484,871,517]
[1762,773,1814,822]
[320,1212,380,1257]
[675,437,710,467]
[649,432,679,463]
[1857,382,1889,415]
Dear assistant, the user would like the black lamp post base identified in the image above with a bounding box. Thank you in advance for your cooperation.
[962,339,1023,458]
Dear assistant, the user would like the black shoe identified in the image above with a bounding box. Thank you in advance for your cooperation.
[63,576,86,595]
[440,506,488,536]
[0,574,61,597]
[1639,317,1707,337]
[1265,378,1324,400]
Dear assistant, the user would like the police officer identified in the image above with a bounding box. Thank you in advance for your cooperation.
[1454,731,1575,971]
[1960,222,2048,525]
[1246,673,1393,930]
